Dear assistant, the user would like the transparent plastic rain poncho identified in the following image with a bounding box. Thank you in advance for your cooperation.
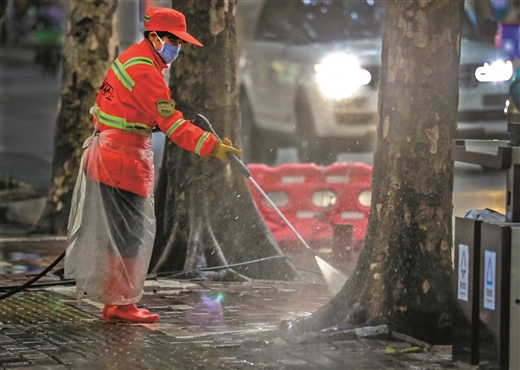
[65,108,156,305]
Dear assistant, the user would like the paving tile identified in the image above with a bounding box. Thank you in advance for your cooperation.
[16,350,49,360]
[324,352,386,369]
[14,365,69,370]
[289,346,345,368]
[0,353,23,362]
[31,344,60,352]
[1,360,32,368]
[2,344,30,352]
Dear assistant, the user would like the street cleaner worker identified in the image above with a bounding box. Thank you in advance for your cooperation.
[65,7,241,324]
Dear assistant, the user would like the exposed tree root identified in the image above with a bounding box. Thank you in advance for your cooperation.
[150,149,297,282]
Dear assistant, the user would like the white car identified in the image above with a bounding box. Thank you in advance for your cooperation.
[239,0,514,165]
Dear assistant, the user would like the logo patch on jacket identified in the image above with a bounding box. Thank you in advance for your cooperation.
[157,99,175,118]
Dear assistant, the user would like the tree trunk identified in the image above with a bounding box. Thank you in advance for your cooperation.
[474,0,493,23]
[149,0,297,281]
[33,0,118,234]
[288,0,462,344]
[0,0,8,40]
[473,0,496,44]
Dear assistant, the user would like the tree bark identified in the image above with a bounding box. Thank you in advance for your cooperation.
[288,0,462,344]
[0,0,8,40]
[473,0,497,43]
[149,0,297,281]
[33,0,118,234]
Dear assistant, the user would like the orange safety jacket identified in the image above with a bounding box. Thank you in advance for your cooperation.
[86,39,217,197]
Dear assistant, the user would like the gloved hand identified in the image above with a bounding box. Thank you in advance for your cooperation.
[211,137,243,161]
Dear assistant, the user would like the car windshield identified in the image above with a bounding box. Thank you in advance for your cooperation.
[256,0,478,44]
[297,0,385,42]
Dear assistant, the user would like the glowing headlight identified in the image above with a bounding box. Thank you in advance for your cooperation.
[475,60,513,82]
[314,54,371,99]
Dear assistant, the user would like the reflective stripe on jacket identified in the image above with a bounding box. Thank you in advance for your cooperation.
[87,39,217,197]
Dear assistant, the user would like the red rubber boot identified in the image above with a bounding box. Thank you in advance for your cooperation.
[102,305,149,321]
[101,255,151,320]
[103,304,160,323]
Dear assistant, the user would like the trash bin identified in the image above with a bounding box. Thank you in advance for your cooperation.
[452,217,482,365]
[510,226,520,370]
[452,76,520,369]
[478,222,519,370]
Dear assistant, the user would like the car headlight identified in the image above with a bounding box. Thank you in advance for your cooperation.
[314,54,371,99]
[475,60,513,82]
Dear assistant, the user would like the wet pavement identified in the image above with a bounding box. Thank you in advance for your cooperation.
[0,235,479,370]
[0,43,479,370]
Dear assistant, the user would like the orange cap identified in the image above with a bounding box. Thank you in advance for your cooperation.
[144,7,203,47]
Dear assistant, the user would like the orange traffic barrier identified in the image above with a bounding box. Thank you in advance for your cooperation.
[246,163,372,253]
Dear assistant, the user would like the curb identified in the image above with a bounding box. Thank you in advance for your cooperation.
[1,197,46,225]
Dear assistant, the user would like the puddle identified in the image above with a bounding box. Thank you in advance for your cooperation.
[1,252,45,274]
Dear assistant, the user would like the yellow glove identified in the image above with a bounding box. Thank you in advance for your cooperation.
[211,137,243,161]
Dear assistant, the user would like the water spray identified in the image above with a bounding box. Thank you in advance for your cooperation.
[193,114,347,294]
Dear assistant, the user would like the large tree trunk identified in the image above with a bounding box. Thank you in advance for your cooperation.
[33,0,118,234]
[288,0,462,344]
[149,0,297,281]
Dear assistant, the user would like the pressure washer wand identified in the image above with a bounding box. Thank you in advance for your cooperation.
[193,114,347,294]
[193,114,315,254]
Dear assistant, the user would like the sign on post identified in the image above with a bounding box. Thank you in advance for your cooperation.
[483,250,497,310]
[458,244,469,301]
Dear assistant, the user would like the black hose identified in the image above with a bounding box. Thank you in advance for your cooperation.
[0,251,65,301]
[154,254,289,277]
[0,253,325,297]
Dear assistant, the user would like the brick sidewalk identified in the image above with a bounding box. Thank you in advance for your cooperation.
[0,234,477,369]
[0,273,478,369]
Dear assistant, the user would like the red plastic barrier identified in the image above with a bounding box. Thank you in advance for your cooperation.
[246,163,372,251]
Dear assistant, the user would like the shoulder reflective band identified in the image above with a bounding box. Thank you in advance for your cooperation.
[98,109,152,135]
[195,132,211,155]
[111,57,154,91]
[124,57,154,69]
[165,119,186,138]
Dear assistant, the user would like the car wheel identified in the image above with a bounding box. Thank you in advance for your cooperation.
[240,93,277,165]
[296,92,336,165]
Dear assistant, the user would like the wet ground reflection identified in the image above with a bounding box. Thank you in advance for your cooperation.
[0,281,468,369]
[140,280,333,339]
[184,293,227,331]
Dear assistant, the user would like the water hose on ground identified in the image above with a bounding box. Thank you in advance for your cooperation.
[0,254,325,299]
[0,251,65,300]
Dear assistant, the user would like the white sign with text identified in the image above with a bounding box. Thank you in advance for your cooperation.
[483,250,497,310]
[458,244,469,301]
